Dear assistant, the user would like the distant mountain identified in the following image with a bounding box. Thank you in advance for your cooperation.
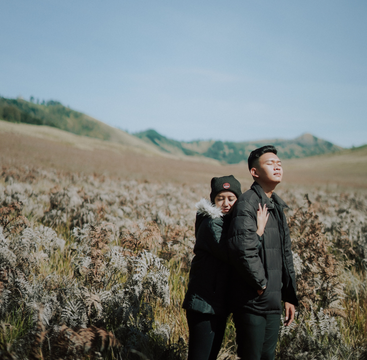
[0,96,344,164]
[134,130,343,164]
[133,129,199,156]
[0,97,160,153]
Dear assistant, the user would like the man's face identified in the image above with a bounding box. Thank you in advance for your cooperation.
[251,152,283,185]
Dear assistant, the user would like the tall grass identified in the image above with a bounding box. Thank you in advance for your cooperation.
[0,165,366,359]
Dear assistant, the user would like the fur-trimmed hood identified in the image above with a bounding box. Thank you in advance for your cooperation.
[195,198,223,219]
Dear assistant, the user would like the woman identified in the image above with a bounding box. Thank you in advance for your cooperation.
[183,175,269,360]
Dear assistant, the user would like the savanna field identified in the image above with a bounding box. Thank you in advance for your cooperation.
[0,129,367,359]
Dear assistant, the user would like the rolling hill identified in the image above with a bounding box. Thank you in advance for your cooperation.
[1,97,344,165]
[0,96,161,155]
[134,129,343,164]
[0,121,228,186]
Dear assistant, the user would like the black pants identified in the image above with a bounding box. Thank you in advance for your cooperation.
[233,311,281,360]
[186,310,228,360]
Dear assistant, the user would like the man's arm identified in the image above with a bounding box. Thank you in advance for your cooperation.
[284,302,295,326]
[281,215,299,306]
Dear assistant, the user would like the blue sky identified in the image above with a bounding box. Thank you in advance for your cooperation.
[1,0,366,148]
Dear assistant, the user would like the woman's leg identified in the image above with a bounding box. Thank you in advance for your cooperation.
[208,313,227,360]
[186,310,227,360]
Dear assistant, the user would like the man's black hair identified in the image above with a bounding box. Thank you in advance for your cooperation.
[248,145,278,170]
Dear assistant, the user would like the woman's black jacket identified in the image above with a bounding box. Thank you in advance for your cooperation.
[182,199,231,316]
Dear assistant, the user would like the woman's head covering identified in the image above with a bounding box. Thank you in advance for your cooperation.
[210,175,241,203]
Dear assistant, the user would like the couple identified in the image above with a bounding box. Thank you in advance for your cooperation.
[183,145,298,360]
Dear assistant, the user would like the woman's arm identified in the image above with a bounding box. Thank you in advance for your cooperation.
[256,203,269,236]
[256,203,269,295]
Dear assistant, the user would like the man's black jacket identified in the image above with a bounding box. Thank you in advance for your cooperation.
[227,182,298,315]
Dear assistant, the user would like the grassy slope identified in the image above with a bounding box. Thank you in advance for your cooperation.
[283,145,367,189]
[0,97,164,153]
[1,120,366,189]
[0,121,237,186]
[133,129,201,156]
[0,120,166,155]
[2,97,344,165]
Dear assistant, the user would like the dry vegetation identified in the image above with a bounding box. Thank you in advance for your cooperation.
[0,163,366,359]
[0,125,367,359]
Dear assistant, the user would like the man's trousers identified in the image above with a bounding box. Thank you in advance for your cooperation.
[233,311,281,360]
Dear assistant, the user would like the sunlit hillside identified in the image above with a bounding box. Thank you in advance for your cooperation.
[1,96,344,165]
[0,121,243,187]
[1,120,366,189]
[283,145,367,189]
[0,97,162,154]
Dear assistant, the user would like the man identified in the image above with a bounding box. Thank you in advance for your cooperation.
[227,145,298,360]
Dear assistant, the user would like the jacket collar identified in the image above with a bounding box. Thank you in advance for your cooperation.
[195,198,223,219]
[251,181,288,210]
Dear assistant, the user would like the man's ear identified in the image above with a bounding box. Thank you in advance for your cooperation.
[250,167,259,178]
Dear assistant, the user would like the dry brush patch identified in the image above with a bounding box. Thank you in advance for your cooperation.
[0,166,366,359]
